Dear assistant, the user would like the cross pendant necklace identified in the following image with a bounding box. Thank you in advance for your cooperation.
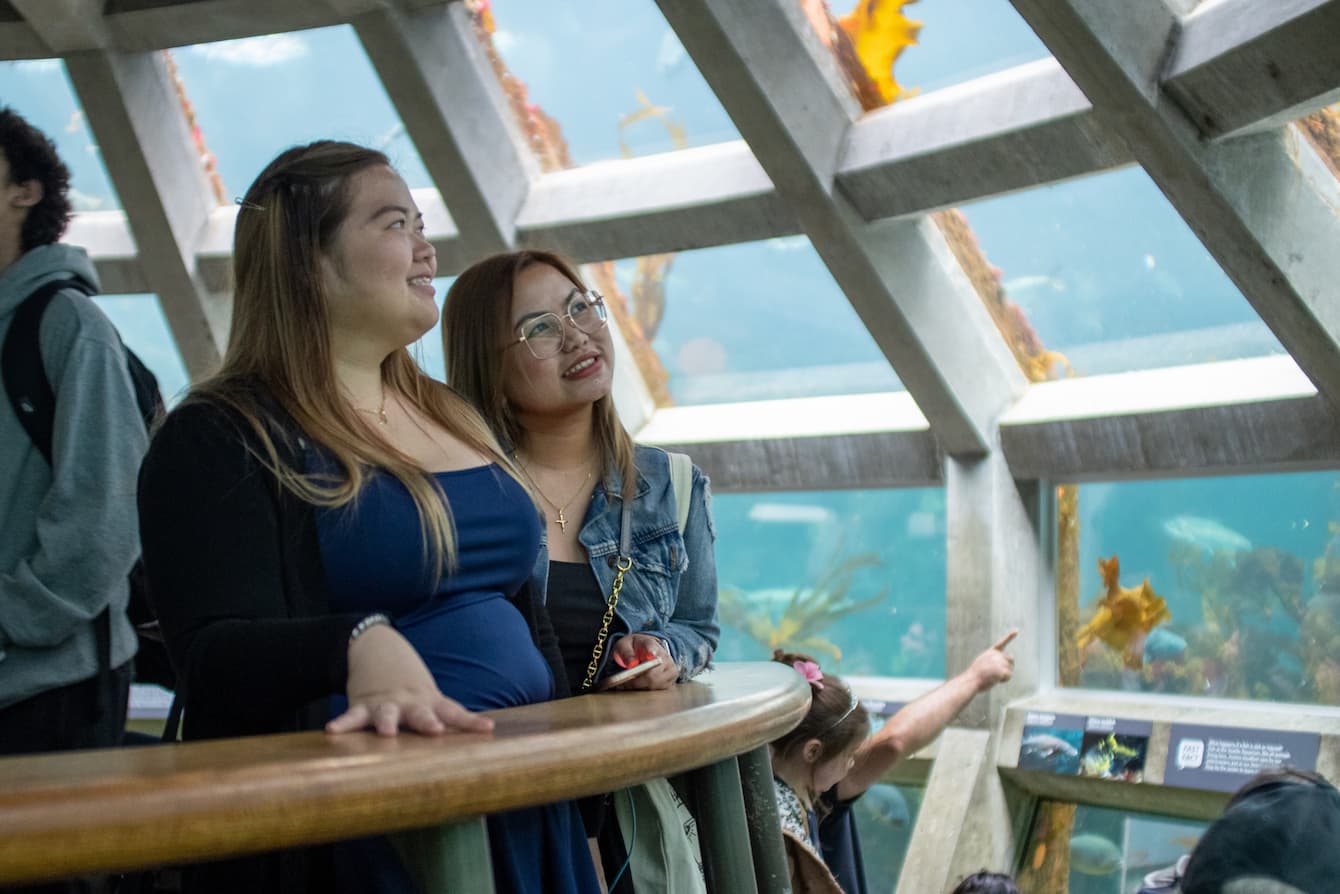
[525,464,593,533]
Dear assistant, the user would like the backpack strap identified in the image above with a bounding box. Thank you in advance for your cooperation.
[1,278,90,465]
[668,451,692,536]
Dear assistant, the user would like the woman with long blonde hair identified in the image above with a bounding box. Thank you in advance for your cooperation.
[138,142,598,894]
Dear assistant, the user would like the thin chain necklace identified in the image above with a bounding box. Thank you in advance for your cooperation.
[523,461,593,533]
[351,382,388,426]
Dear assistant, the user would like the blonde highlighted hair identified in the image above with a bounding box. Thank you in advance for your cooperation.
[186,140,516,574]
[441,250,637,499]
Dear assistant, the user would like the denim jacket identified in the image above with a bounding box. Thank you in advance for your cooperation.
[530,444,719,685]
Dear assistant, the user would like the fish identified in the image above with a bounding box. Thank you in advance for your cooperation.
[1002,274,1067,297]
[837,0,922,105]
[1076,556,1171,669]
[1143,627,1188,662]
[747,504,834,524]
[1080,749,1112,777]
[655,29,687,75]
[729,588,810,612]
[1069,833,1123,875]
[859,784,910,827]
[1162,515,1252,556]
[1021,734,1078,759]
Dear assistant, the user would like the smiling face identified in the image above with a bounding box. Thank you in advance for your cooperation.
[320,164,437,360]
[501,262,615,418]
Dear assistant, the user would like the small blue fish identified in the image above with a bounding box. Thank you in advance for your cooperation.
[1144,627,1188,663]
[1069,833,1122,875]
[859,784,910,828]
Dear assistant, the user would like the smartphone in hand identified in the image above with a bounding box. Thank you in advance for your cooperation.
[598,656,663,690]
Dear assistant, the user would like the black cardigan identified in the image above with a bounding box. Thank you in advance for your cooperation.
[137,393,567,890]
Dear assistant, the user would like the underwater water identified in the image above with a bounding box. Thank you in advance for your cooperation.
[1067,471,1340,707]
[1021,802,1207,894]
[852,783,925,892]
[712,488,947,678]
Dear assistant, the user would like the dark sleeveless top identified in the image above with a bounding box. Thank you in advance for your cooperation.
[317,464,598,894]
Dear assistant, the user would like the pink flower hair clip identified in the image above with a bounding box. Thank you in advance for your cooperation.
[792,660,824,690]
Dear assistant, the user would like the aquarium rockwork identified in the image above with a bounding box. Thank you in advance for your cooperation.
[712,488,947,678]
[1061,472,1340,707]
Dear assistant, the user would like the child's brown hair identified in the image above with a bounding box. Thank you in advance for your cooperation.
[771,650,869,764]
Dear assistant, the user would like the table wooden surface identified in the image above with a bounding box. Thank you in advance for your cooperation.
[0,662,808,883]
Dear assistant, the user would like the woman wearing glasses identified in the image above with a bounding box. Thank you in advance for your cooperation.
[442,251,719,700]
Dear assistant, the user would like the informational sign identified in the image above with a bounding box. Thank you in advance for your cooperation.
[1079,715,1152,783]
[1018,712,1151,782]
[1164,723,1321,793]
[859,698,905,718]
[1019,711,1086,775]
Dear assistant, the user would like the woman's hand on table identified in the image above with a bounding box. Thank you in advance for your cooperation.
[329,624,494,736]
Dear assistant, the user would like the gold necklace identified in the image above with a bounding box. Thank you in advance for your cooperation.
[351,383,388,426]
[524,462,593,533]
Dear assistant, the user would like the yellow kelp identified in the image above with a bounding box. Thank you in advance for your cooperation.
[1076,557,1171,669]
[838,0,923,106]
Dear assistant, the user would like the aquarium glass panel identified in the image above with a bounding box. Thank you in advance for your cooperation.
[0,60,122,211]
[852,782,924,890]
[1057,473,1340,706]
[94,295,191,406]
[170,27,433,198]
[713,488,945,678]
[810,0,1049,111]
[960,167,1284,379]
[480,0,740,168]
[606,239,903,406]
[1018,801,1207,894]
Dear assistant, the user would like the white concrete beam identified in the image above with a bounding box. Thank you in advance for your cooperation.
[1166,0,1340,139]
[838,59,1131,220]
[945,453,1046,728]
[631,359,1338,491]
[1009,0,1340,412]
[63,50,226,378]
[11,0,108,53]
[0,20,43,60]
[638,392,940,490]
[656,0,1027,457]
[354,2,534,260]
[515,142,796,262]
[1000,356,1339,482]
[100,0,382,54]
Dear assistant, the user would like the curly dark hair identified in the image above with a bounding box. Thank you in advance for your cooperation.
[950,871,1020,894]
[0,106,73,250]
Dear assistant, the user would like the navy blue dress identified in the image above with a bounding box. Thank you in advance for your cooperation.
[317,463,599,894]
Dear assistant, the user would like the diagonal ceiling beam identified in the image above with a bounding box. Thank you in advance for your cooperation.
[655,0,1025,456]
[62,50,227,379]
[1165,0,1340,140]
[353,2,534,260]
[838,59,1131,221]
[1009,0,1340,411]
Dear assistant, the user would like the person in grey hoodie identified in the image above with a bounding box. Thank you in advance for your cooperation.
[0,106,142,761]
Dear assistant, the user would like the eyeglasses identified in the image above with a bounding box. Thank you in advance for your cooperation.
[511,290,609,360]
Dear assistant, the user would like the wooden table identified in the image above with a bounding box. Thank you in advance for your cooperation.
[0,662,808,890]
